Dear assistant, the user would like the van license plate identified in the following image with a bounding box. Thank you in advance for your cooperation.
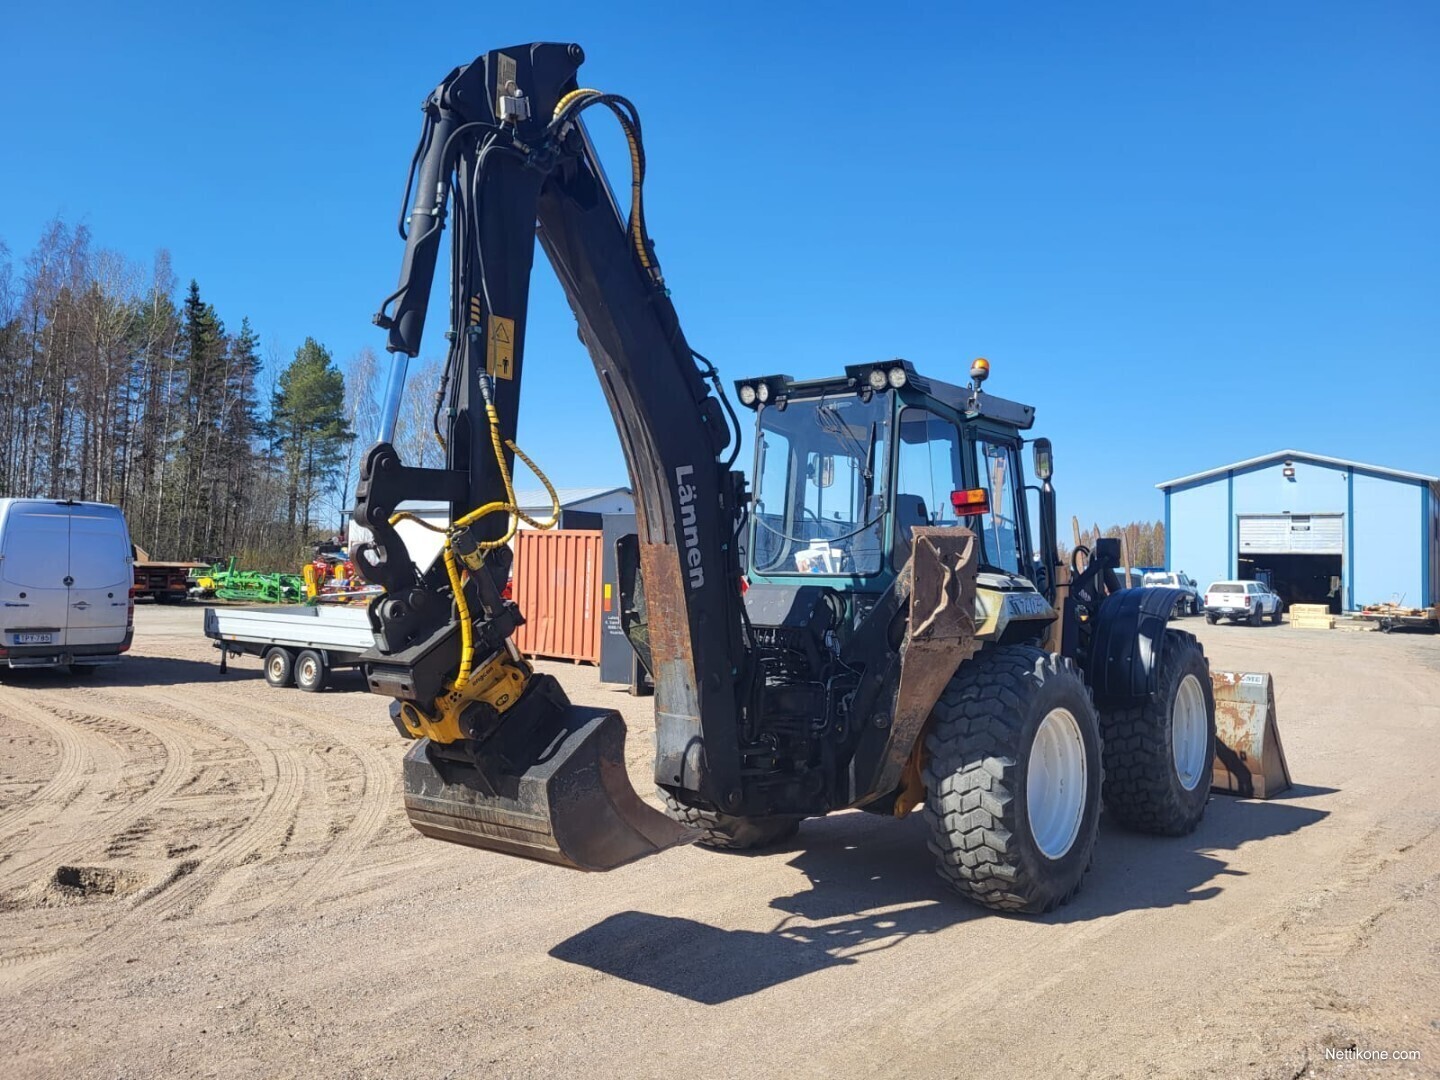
[15,633,53,645]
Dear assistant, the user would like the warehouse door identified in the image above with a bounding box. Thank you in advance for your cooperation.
[1238,514,1344,613]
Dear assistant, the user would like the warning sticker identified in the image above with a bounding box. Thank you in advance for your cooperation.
[487,315,515,380]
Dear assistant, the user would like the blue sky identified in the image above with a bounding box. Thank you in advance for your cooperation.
[4,1,1436,529]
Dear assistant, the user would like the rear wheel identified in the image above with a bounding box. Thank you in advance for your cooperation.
[1248,606,1263,627]
[1098,629,1215,836]
[263,647,294,688]
[294,649,328,693]
[923,646,1102,914]
[661,793,801,851]
[1204,612,1218,625]
[1271,604,1283,625]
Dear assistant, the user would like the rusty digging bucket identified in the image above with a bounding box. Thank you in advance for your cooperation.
[401,705,696,871]
[1210,671,1293,798]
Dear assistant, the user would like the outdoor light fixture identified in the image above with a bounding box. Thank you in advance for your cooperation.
[1283,460,1296,480]
[733,375,792,409]
[867,368,888,390]
[970,357,991,385]
[886,365,908,389]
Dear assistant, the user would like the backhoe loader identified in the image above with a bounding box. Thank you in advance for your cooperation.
[352,42,1284,914]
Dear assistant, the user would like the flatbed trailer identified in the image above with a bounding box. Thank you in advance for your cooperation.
[204,605,374,691]
[1357,603,1439,633]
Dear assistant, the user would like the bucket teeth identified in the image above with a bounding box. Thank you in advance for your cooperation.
[401,706,696,871]
[1210,670,1292,798]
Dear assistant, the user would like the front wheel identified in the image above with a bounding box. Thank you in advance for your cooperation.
[661,794,801,851]
[1098,629,1215,836]
[924,646,1102,914]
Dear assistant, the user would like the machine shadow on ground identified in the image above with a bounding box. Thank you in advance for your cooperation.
[549,791,1333,1004]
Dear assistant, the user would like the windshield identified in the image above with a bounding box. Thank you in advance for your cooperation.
[751,393,891,575]
[1144,572,1178,586]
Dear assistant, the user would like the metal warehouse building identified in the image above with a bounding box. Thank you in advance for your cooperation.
[1158,450,1440,614]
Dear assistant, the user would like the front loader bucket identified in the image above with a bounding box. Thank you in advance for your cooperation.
[1210,671,1292,798]
[402,706,697,871]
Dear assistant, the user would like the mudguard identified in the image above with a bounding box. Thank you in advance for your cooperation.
[1085,586,1189,707]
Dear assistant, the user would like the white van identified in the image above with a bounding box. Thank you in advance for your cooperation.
[0,499,135,671]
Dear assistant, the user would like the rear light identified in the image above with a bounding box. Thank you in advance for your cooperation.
[950,488,991,517]
[1243,595,1251,607]
[127,591,135,628]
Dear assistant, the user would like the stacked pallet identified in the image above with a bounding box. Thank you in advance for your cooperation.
[1289,603,1334,630]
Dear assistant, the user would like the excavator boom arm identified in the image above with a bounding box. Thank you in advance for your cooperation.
[353,43,751,861]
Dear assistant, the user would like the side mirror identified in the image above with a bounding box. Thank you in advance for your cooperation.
[1032,437,1053,482]
[809,453,835,489]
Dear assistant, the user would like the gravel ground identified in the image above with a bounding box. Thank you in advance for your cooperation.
[1,604,1437,1079]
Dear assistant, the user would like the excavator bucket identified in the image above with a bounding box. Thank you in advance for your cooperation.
[1210,671,1292,798]
[401,705,696,871]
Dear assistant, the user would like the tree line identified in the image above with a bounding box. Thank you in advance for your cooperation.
[1062,519,1167,570]
[0,219,441,567]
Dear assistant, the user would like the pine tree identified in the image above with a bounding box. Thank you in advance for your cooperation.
[269,338,354,544]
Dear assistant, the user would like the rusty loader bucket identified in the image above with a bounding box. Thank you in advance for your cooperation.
[401,701,696,871]
[1210,671,1292,798]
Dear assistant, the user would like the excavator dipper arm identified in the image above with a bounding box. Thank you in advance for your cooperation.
[352,43,751,868]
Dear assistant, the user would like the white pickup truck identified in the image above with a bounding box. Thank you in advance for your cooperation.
[1204,580,1283,626]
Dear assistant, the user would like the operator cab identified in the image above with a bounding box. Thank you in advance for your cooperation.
[736,359,1040,602]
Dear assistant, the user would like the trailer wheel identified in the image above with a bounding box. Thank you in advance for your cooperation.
[295,650,328,693]
[660,793,801,850]
[1098,629,1215,836]
[263,647,295,688]
[923,646,1102,914]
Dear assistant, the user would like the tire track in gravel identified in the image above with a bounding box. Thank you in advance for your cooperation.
[0,692,193,892]
[0,701,129,888]
[0,699,91,843]
[3,687,312,992]
[180,687,399,912]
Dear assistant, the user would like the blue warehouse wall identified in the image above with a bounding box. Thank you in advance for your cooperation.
[1351,474,1423,608]
[1231,459,1348,516]
[1164,454,1435,611]
[1168,478,1230,592]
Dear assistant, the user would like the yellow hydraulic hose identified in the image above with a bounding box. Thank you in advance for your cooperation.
[388,401,560,690]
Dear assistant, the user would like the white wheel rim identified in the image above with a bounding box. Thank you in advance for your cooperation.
[269,655,285,679]
[1027,707,1087,860]
[300,659,317,683]
[1172,674,1208,791]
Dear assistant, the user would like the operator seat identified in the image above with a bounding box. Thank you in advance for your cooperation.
[892,494,929,566]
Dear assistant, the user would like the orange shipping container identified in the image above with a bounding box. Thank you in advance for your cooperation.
[511,529,603,664]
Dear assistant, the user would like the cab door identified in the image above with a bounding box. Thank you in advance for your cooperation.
[0,502,72,648]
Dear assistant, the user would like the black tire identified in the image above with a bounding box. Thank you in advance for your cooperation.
[1271,605,1283,625]
[263,647,294,688]
[1204,612,1218,625]
[1098,629,1215,836]
[661,793,801,851]
[923,646,1102,914]
[294,649,328,693]
[1248,607,1263,627]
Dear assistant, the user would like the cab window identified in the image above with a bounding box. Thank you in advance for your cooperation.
[973,439,1023,574]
